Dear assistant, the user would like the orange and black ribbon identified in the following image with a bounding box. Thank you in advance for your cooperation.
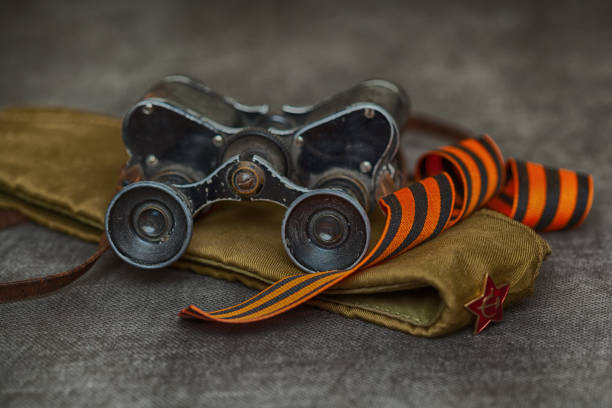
[180,135,593,324]
[487,159,594,231]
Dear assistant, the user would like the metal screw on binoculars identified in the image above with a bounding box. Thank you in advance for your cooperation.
[105,75,410,273]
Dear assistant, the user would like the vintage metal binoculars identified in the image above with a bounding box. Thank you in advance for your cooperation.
[105,75,409,273]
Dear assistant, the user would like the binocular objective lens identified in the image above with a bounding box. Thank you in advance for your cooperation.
[309,210,348,248]
[132,203,172,241]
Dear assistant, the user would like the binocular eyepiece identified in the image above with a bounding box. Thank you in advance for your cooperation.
[282,189,370,272]
[105,75,409,273]
[106,181,193,268]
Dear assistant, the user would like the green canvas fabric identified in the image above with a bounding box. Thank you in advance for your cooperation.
[0,107,551,337]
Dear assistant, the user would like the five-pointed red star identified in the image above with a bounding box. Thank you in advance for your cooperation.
[464,274,510,335]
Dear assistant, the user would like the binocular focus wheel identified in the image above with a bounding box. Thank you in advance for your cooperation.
[105,181,193,269]
[282,190,371,273]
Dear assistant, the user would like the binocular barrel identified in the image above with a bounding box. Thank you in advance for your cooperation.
[105,155,371,272]
[105,76,408,273]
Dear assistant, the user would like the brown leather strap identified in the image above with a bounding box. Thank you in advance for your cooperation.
[0,209,29,229]
[0,225,109,302]
[404,112,476,141]
[384,112,476,193]
[0,165,142,303]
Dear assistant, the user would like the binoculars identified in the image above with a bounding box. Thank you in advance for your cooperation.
[105,75,410,273]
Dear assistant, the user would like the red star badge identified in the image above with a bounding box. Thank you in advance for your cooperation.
[464,274,510,335]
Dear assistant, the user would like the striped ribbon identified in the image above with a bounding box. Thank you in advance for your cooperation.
[179,135,593,324]
[486,159,594,231]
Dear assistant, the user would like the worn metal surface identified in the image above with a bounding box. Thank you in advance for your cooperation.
[112,76,401,272]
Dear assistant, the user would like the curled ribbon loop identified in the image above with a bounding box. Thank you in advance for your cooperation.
[486,159,594,231]
[416,135,505,226]
[180,135,593,324]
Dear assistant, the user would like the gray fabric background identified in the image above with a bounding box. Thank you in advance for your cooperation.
[1,1,611,407]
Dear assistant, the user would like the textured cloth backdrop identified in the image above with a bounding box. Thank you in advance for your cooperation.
[0,1,610,407]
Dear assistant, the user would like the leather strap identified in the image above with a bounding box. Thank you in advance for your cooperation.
[380,113,472,199]
[0,209,28,229]
[0,231,109,302]
[0,165,142,303]
[403,113,475,141]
